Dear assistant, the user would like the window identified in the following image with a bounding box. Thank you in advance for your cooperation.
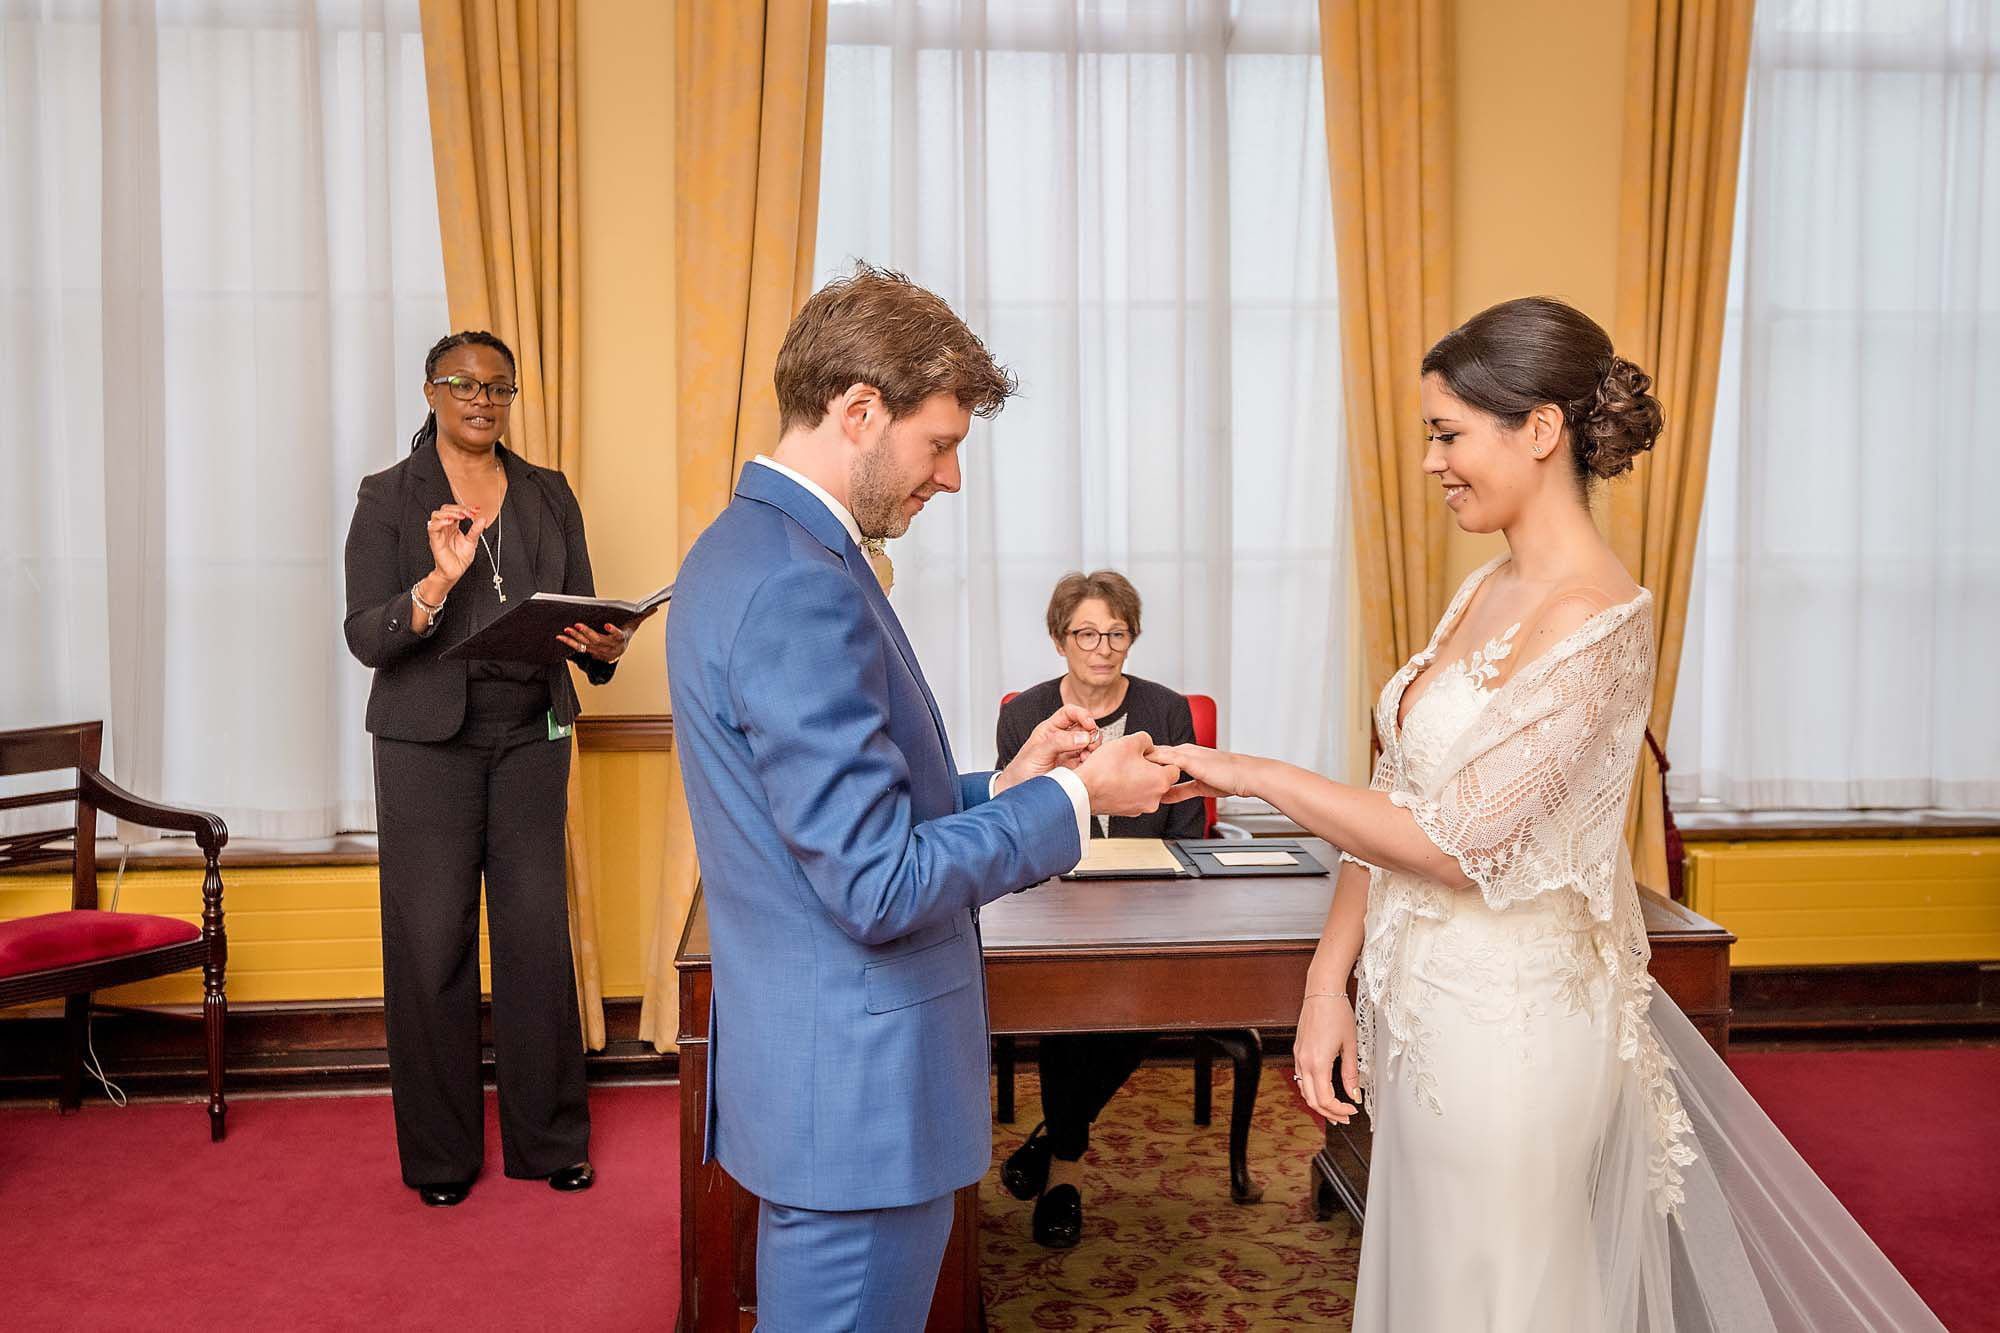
[816,0,1351,778]
[1,0,447,836]
[1669,0,2000,811]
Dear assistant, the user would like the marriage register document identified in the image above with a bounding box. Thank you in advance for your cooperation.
[1062,837,1192,879]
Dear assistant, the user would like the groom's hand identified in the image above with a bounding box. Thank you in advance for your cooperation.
[1076,732,1178,816]
[992,704,1101,794]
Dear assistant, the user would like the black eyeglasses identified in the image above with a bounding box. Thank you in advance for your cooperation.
[1067,628,1131,652]
[430,374,519,405]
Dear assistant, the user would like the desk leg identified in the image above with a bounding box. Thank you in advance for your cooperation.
[676,1036,722,1330]
[678,1035,760,1333]
[926,1184,984,1332]
[1312,1114,1371,1226]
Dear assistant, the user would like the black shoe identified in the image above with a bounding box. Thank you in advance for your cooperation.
[1002,1122,1053,1201]
[546,1162,594,1192]
[418,1181,472,1207]
[1032,1184,1083,1249]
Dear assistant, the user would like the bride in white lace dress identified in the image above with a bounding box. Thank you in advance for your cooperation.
[1155,298,1947,1332]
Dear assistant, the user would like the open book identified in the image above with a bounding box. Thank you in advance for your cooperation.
[439,583,672,665]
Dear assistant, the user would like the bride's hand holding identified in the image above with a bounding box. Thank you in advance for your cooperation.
[1147,742,1252,804]
[1294,992,1362,1125]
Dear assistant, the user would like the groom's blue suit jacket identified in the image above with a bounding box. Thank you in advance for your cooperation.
[667,463,1082,1211]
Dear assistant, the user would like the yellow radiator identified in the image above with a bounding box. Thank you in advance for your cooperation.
[1684,838,2000,968]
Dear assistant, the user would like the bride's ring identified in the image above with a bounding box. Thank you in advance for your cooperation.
[1290,1073,1304,1084]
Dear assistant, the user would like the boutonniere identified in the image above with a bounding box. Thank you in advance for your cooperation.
[860,537,895,595]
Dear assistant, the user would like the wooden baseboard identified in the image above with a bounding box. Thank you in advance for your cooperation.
[1731,961,2000,1035]
[0,996,676,1102]
[576,713,673,751]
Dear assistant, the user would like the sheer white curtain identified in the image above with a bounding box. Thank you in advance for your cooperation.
[1,0,446,837]
[1670,0,2000,811]
[816,0,1349,779]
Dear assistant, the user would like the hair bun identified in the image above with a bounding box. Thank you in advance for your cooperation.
[1580,356,1663,478]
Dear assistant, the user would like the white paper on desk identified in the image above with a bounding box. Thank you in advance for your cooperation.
[1212,850,1298,867]
[1071,837,1189,875]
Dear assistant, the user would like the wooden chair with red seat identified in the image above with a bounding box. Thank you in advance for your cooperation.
[0,721,229,1140]
[993,690,1265,1203]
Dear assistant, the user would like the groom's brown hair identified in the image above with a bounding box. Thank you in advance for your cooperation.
[774,262,1016,432]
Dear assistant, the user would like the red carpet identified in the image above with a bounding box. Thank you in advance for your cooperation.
[1730,1045,2000,1333]
[4,1052,1992,1330]
[0,1084,680,1331]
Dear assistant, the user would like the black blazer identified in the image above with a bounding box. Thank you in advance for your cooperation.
[343,441,614,742]
[996,674,1206,840]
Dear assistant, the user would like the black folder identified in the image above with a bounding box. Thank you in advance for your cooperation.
[1170,839,1329,878]
[439,584,672,665]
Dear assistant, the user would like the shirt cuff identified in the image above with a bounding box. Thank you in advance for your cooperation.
[1044,767,1092,868]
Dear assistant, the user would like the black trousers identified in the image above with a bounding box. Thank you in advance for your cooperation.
[1039,1032,1157,1160]
[373,685,589,1186]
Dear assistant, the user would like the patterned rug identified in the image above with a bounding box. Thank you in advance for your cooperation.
[981,1065,1361,1331]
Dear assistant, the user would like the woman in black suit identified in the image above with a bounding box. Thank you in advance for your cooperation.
[343,331,644,1207]
[995,570,1204,1247]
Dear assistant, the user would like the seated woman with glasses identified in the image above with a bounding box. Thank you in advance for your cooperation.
[995,569,1204,1248]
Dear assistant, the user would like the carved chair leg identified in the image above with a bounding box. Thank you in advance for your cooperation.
[60,993,88,1114]
[1209,1029,1265,1204]
[205,963,227,1142]
[1192,1044,1213,1126]
[201,853,227,1142]
[994,1035,1016,1124]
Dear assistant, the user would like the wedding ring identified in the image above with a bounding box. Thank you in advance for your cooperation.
[1290,1073,1304,1084]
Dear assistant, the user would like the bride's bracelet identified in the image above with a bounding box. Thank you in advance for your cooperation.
[1301,991,1348,1004]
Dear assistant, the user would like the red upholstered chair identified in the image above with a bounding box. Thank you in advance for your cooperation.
[0,722,229,1140]
[1182,692,1220,836]
[993,690,1265,1203]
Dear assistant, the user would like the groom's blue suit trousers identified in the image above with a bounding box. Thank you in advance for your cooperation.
[754,1193,956,1332]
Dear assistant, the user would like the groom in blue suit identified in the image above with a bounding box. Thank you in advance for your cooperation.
[668,265,1176,1331]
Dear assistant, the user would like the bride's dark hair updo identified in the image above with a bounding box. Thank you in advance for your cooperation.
[1420,296,1663,487]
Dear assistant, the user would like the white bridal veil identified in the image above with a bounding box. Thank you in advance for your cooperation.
[1595,992,1949,1332]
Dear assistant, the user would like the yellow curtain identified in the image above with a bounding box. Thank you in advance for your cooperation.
[637,0,830,1053]
[1318,0,1454,708]
[420,0,603,1047]
[1609,0,1755,894]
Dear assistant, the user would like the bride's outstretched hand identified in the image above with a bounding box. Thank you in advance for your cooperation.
[1147,743,1247,804]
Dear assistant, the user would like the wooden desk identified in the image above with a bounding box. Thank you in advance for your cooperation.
[672,849,1733,1330]
[1311,888,1735,1225]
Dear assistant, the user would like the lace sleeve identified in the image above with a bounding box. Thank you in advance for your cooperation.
[1339,751,1394,870]
[1390,612,1654,919]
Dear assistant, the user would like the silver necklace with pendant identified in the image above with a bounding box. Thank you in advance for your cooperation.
[478,508,506,603]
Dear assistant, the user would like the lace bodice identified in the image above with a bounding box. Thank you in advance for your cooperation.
[1396,623,1516,785]
[1347,558,1696,1214]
